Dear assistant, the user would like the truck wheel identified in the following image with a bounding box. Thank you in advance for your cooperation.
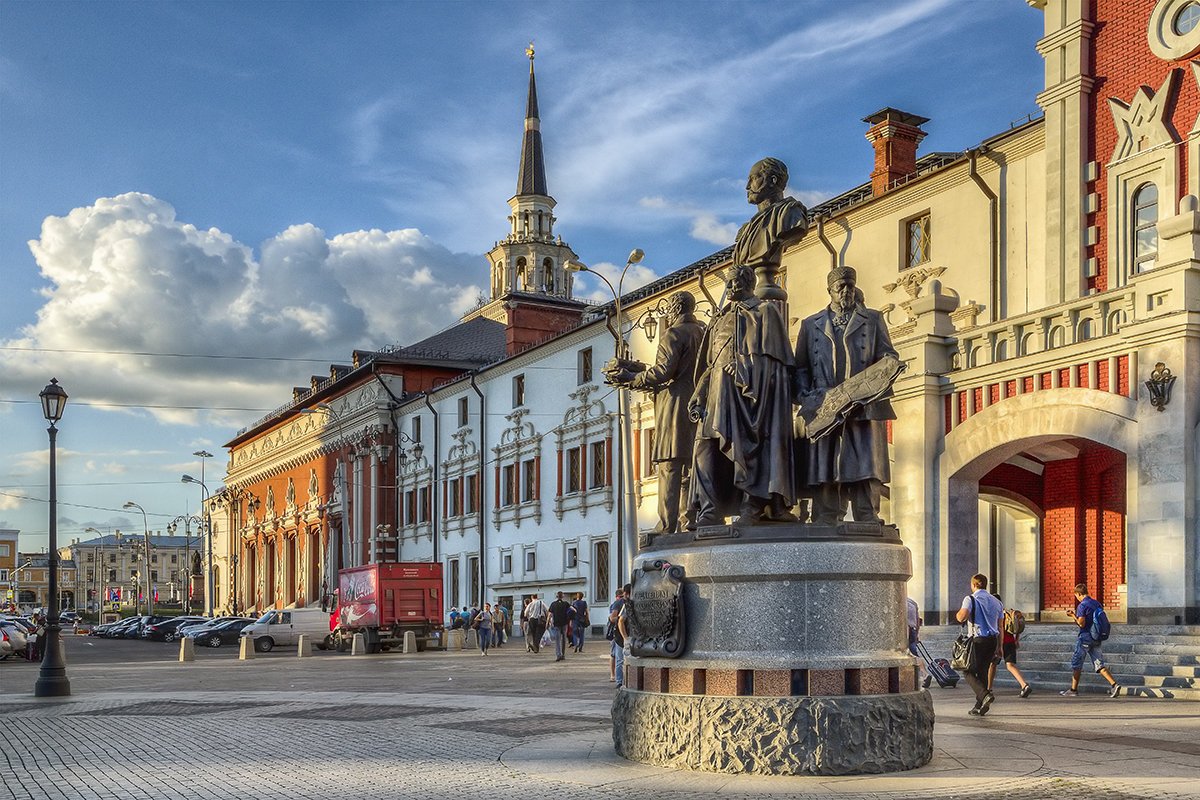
[416,639,426,652]
[255,637,274,653]
[367,641,382,654]
[336,635,348,653]
[317,635,332,651]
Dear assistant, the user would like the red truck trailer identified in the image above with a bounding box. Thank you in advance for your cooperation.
[331,562,443,653]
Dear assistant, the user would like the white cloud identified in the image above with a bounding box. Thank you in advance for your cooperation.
[3,193,486,428]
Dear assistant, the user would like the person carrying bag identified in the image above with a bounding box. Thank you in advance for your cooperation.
[954,573,1003,717]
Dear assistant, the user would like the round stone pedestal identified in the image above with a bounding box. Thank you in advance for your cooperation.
[612,688,934,775]
[611,530,934,775]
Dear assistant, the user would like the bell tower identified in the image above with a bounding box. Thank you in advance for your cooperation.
[484,45,578,305]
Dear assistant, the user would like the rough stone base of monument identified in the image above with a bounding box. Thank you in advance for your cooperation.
[611,528,932,775]
[612,688,933,775]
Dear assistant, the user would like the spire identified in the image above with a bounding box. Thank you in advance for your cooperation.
[517,43,548,197]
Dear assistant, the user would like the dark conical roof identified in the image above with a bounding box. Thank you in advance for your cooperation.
[517,54,548,197]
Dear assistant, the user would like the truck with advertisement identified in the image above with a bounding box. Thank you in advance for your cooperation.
[330,562,443,653]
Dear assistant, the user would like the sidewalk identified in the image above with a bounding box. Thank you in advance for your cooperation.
[2,636,1198,800]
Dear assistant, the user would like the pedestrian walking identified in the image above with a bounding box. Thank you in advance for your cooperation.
[956,573,1003,716]
[1061,583,1121,698]
[476,603,493,656]
[570,592,589,653]
[987,594,1033,697]
[548,591,572,661]
[27,614,40,661]
[523,594,547,653]
[607,588,626,683]
[492,603,507,648]
[615,583,632,687]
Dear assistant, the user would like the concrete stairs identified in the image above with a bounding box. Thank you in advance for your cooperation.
[915,624,1200,701]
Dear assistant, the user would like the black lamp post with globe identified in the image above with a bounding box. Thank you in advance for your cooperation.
[35,377,70,698]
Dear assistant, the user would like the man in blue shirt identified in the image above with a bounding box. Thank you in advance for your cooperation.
[1061,583,1121,698]
[956,573,1003,716]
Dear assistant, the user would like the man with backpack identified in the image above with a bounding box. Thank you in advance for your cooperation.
[956,573,1004,716]
[1061,583,1121,698]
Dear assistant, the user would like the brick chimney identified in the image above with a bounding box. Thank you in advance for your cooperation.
[863,108,929,196]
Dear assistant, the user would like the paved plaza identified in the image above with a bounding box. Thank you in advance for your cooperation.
[2,634,1199,800]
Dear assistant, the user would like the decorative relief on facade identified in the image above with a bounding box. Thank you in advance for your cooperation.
[264,486,277,520]
[308,469,319,509]
[883,265,946,299]
[285,478,296,514]
[1108,70,1179,162]
[552,384,614,521]
[492,408,544,531]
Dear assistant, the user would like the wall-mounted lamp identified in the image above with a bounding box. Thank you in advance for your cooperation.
[1145,362,1176,412]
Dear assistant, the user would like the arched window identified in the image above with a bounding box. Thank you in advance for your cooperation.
[1133,183,1158,273]
[543,258,555,291]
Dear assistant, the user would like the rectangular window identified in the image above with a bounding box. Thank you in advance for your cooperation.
[420,487,431,522]
[457,397,469,428]
[524,550,536,572]
[151,554,158,565]
[578,347,593,385]
[522,459,536,502]
[565,545,578,569]
[171,554,177,564]
[85,551,93,562]
[449,478,461,516]
[412,416,422,443]
[151,570,158,582]
[85,570,93,582]
[0,569,7,583]
[590,441,607,488]
[405,490,417,525]
[906,214,931,269]
[643,429,656,477]
[568,448,582,493]
[502,553,512,574]
[0,544,8,557]
[109,553,116,564]
[449,559,460,604]
[466,473,478,513]
[512,374,525,407]
[594,541,610,601]
[469,556,480,605]
[503,464,517,506]
[108,569,116,582]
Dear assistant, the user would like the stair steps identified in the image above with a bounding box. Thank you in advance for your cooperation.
[915,624,1200,700]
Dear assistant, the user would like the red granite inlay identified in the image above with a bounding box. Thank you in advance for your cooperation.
[860,667,890,695]
[753,670,792,696]
[705,669,739,696]
[808,669,845,696]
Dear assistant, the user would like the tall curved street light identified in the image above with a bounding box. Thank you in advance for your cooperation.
[36,377,70,697]
[121,501,151,616]
[563,250,645,596]
[182,474,211,616]
[167,514,201,613]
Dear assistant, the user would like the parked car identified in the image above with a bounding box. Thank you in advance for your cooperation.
[0,621,27,659]
[142,616,208,642]
[0,627,12,660]
[193,617,256,648]
[102,618,143,639]
[59,610,80,624]
[178,616,235,640]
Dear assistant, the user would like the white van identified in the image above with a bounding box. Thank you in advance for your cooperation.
[241,607,332,652]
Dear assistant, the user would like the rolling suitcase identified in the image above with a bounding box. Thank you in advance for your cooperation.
[914,640,959,688]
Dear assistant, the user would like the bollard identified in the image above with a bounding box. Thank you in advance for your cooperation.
[178,636,195,663]
[444,629,463,650]
[351,632,366,656]
[297,634,310,657]
[465,628,477,650]
[239,635,255,660]
[402,631,417,654]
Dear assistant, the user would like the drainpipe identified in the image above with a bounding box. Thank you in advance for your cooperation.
[816,215,838,270]
[422,392,440,565]
[469,373,486,604]
[968,148,1000,323]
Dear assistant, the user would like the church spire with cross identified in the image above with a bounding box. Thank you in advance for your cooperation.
[484,44,578,304]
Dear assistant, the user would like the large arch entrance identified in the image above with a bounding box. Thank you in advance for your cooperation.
[940,388,1135,622]
[975,439,1127,619]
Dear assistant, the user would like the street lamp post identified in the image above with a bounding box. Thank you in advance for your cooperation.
[167,514,200,614]
[122,502,151,616]
[36,377,70,697]
[182,474,211,616]
[563,250,644,592]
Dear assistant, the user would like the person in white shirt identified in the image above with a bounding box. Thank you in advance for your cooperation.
[955,573,1003,717]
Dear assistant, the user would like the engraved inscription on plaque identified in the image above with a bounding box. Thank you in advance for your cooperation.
[627,559,686,658]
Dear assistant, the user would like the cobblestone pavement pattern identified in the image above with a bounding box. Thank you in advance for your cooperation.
[2,636,1199,800]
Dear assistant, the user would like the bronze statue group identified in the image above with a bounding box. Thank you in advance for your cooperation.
[608,158,901,535]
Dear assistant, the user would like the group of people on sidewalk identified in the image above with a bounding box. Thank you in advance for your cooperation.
[519,591,590,661]
[447,602,510,656]
[921,574,1122,717]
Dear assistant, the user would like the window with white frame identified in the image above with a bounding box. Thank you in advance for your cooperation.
[589,441,608,489]
[522,458,537,502]
[501,552,512,574]
[491,408,543,530]
[565,544,578,569]
[512,374,525,407]
[1133,183,1159,274]
[552,384,615,521]
[567,447,583,493]
[457,397,469,428]
[524,549,536,572]
[578,347,593,385]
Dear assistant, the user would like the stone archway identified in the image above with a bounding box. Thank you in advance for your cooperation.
[940,389,1136,620]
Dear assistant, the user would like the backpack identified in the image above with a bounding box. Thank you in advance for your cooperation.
[1090,605,1111,642]
[1003,608,1026,636]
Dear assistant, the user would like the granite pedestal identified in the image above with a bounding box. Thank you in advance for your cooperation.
[611,524,934,775]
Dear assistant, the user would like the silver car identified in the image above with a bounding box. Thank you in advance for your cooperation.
[0,621,28,659]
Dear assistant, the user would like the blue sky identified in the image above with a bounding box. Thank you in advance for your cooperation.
[0,0,1045,552]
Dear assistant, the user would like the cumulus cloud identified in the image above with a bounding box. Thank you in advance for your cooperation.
[2,193,486,427]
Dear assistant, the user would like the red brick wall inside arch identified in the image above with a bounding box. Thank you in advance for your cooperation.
[980,441,1126,613]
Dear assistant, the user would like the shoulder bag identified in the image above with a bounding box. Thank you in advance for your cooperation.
[950,596,977,672]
